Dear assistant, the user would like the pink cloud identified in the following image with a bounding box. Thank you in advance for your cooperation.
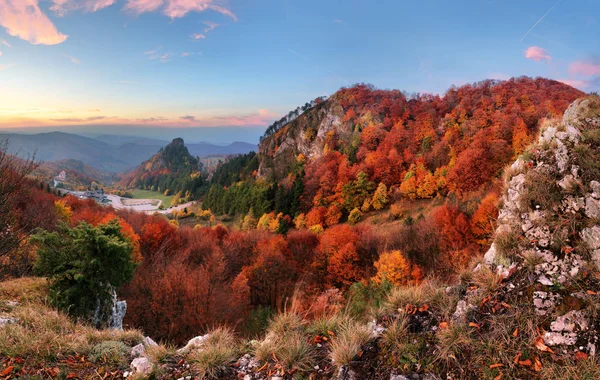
[191,33,205,40]
[558,79,589,89]
[124,0,236,21]
[0,0,68,45]
[1,39,11,47]
[69,55,81,64]
[524,46,552,62]
[123,0,164,14]
[569,60,600,76]
[51,0,116,16]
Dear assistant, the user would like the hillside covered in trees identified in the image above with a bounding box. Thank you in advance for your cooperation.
[119,138,206,200]
[203,77,584,260]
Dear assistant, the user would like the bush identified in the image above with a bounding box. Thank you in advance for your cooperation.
[31,220,136,326]
[89,341,129,364]
[345,280,392,318]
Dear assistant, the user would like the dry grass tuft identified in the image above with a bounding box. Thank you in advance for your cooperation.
[471,265,502,293]
[254,312,316,372]
[187,327,239,379]
[329,321,372,367]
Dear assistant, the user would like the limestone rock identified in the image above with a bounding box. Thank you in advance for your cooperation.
[336,366,356,380]
[178,333,211,353]
[483,243,497,265]
[130,357,153,375]
[452,300,469,322]
[131,336,158,358]
[544,332,578,346]
[550,310,588,333]
[584,196,600,219]
[0,317,18,327]
[590,181,600,198]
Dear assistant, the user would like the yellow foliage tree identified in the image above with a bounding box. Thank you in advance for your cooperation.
[294,213,307,229]
[372,183,389,210]
[373,250,414,286]
[54,200,72,221]
[257,213,273,230]
[242,213,258,230]
[399,171,417,200]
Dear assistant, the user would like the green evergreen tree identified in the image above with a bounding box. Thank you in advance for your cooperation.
[31,220,136,326]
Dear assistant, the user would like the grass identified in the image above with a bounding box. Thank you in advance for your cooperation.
[329,320,372,367]
[128,188,175,205]
[0,277,143,366]
[252,312,318,373]
[187,327,239,379]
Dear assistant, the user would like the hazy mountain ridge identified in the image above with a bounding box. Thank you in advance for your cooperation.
[0,131,256,173]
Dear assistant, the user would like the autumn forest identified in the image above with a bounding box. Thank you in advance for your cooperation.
[0,77,586,346]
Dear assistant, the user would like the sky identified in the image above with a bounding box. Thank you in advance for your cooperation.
[0,0,599,143]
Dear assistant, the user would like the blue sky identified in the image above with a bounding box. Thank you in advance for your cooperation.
[0,0,598,142]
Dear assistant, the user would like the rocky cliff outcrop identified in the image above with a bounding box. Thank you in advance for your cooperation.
[257,95,349,180]
[480,95,600,356]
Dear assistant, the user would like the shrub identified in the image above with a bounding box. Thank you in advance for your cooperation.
[345,280,392,318]
[89,341,129,365]
[31,220,136,326]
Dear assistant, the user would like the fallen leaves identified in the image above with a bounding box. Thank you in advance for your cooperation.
[533,336,555,354]
[0,366,14,377]
[574,351,588,361]
[489,363,504,369]
[512,328,519,337]
[469,322,481,329]
[405,303,429,315]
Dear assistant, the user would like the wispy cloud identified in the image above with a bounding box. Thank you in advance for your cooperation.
[124,0,237,21]
[569,59,600,76]
[0,0,68,45]
[181,52,201,57]
[521,0,562,41]
[145,48,173,62]
[180,115,196,121]
[123,0,163,14]
[51,0,116,16]
[203,21,219,32]
[68,55,82,64]
[86,116,106,121]
[333,19,343,24]
[524,46,551,62]
[191,33,206,40]
[88,108,101,112]
[0,39,11,47]
[558,79,589,89]
[51,116,107,122]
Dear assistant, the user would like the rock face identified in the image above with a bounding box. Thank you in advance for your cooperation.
[257,95,349,180]
[480,96,600,356]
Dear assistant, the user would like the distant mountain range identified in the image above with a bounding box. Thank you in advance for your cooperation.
[0,131,256,173]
